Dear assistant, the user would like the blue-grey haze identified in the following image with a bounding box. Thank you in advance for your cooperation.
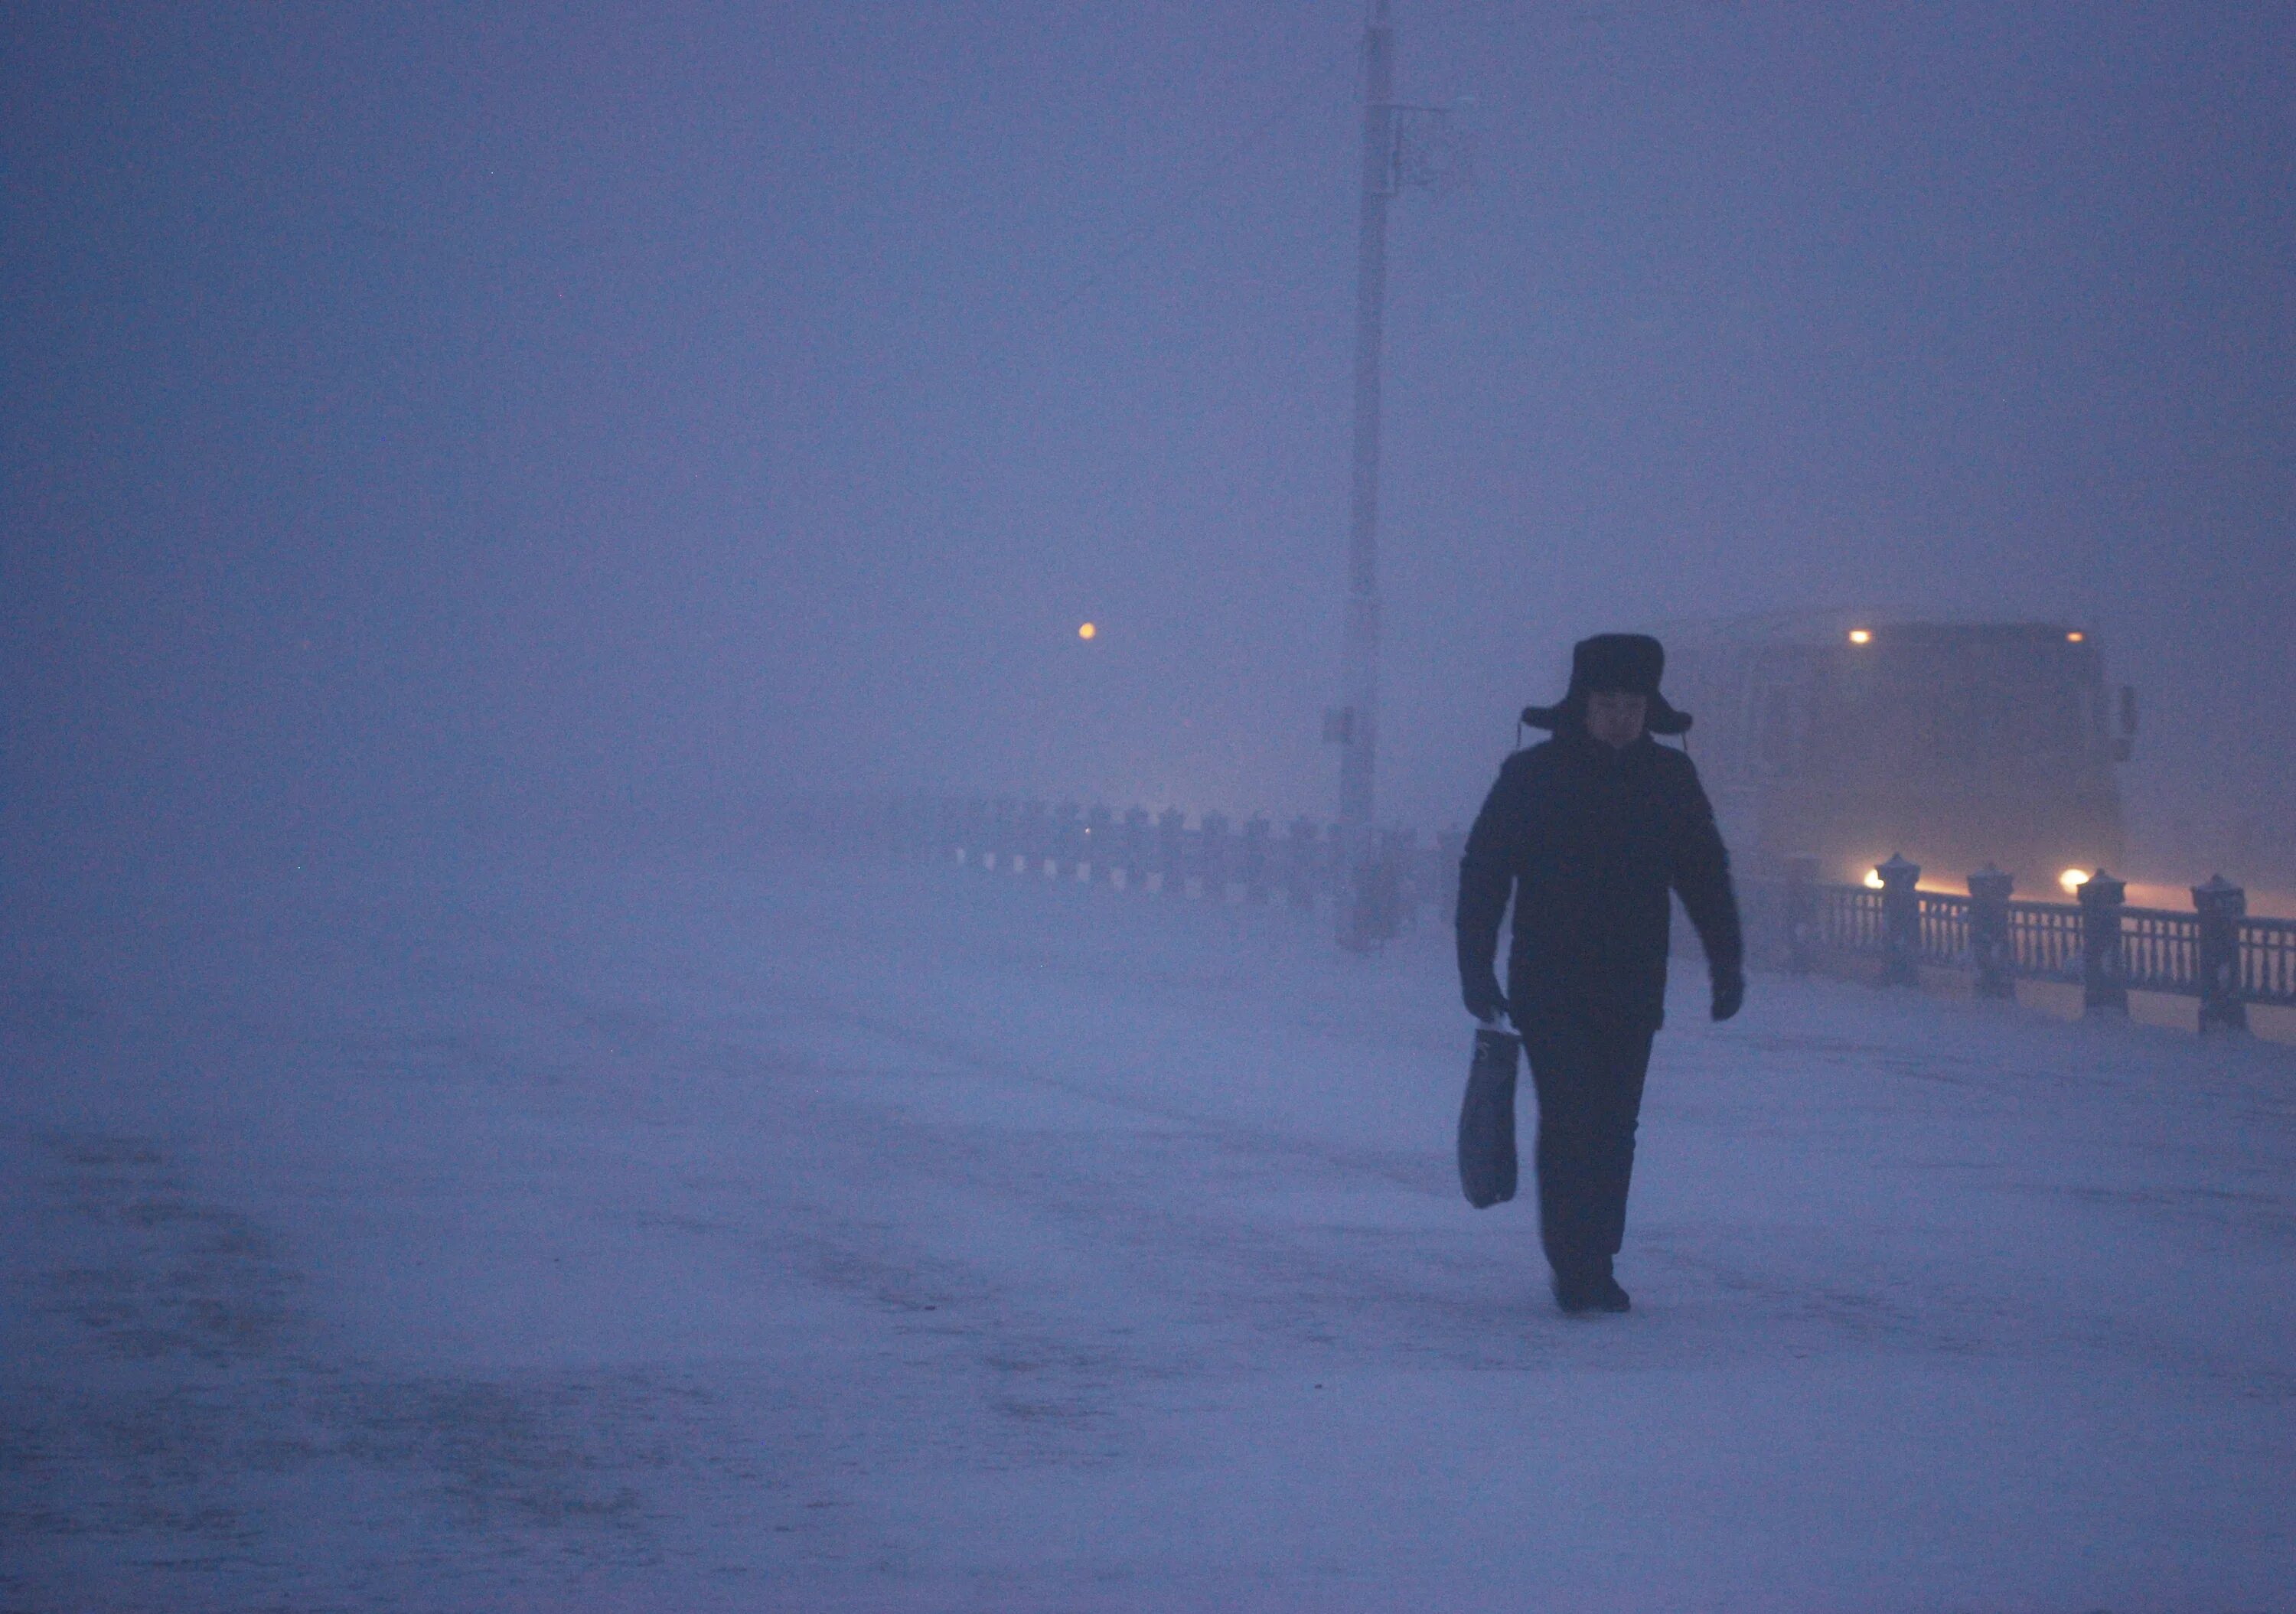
[5,2,2291,878]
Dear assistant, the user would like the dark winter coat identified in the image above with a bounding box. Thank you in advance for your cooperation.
[1456,729,1743,1029]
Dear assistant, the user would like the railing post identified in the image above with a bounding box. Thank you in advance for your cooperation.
[1437,828,1465,926]
[1354,828,1401,944]
[1019,800,1049,877]
[1054,801,1083,881]
[1786,855,1818,975]
[1877,853,1920,986]
[1156,808,1188,898]
[1286,816,1318,910]
[1122,807,1150,891]
[2191,874,2249,1035]
[1241,817,1271,905]
[1085,804,1114,883]
[991,797,1018,873]
[1967,864,2015,999]
[2079,869,2129,1016]
[1391,826,1424,928]
[1199,812,1230,902]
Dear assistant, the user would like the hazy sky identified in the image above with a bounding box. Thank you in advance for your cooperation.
[5,2,2291,867]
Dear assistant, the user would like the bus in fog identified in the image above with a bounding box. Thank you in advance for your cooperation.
[1659,612,2137,893]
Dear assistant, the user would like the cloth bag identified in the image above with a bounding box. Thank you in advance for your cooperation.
[1457,1025,1521,1208]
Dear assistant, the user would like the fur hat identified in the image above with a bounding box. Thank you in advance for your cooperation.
[1520,632,1691,736]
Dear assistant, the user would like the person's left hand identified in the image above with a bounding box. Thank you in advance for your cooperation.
[1463,973,1510,1025]
[1711,969,1745,1022]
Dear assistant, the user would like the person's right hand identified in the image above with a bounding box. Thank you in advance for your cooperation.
[1463,974,1510,1024]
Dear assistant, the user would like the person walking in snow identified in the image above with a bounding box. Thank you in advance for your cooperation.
[1456,633,1744,1315]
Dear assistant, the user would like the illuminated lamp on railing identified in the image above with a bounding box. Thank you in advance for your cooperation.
[1848,629,1873,645]
[1864,867,1886,889]
[2060,868,2091,894]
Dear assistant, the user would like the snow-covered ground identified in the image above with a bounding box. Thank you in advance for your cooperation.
[5,840,2294,1612]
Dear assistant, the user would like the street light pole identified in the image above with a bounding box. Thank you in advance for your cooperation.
[1336,0,1394,950]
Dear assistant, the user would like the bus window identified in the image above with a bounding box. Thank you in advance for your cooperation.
[2036,685,2081,756]
[1938,680,1985,765]
[1974,680,2083,761]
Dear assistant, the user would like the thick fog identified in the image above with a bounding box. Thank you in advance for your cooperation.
[11,11,2296,1605]
[5,2,2292,874]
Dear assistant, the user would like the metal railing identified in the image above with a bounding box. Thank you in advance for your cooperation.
[2245,921,2296,1004]
[2006,899,2085,980]
[1757,856,2293,1034]
[912,794,1467,937]
[812,794,2296,1038]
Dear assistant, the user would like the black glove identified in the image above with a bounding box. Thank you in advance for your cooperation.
[1711,969,1745,1022]
[1463,974,1510,1024]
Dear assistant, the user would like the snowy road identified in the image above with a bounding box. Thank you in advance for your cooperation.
[5,843,2295,1611]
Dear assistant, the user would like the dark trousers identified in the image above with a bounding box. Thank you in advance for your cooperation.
[1519,1012,1657,1277]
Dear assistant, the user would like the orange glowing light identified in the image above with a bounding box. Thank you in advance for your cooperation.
[1078,622,1097,641]
[1848,629,1873,645]
[2060,868,2090,894]
[1864,868,1886,889]
[2066,631,2086,643]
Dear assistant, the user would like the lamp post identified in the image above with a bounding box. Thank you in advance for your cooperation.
[1332,0,1396,951]
[1328,0,1459,950]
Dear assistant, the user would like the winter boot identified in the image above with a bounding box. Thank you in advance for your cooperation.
[1550,1260,1601,1316]
[1552,1256,1630,1316]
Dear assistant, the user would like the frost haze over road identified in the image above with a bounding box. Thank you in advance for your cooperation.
[6,843,2292,1610]
[8,5,2296,1604]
